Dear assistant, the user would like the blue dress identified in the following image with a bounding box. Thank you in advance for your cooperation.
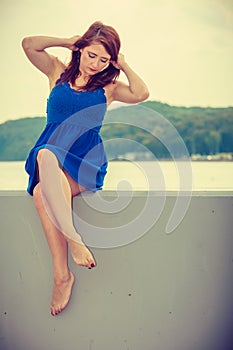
[25,80,108,195]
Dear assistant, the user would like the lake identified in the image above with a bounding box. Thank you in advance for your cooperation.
[0,161,232,192]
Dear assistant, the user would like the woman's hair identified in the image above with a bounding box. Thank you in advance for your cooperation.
[58,21,121,91]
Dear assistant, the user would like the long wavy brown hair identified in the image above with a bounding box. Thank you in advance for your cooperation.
[58,21,121,91]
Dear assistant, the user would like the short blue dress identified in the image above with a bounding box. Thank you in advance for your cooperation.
[25,78,108,195]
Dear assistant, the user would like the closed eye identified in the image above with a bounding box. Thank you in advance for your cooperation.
[88,52,97,59]
[88,51,110,63]
[100,58,109,63]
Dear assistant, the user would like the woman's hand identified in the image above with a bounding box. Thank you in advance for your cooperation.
[111,53,127,70]
[65,35,81,51]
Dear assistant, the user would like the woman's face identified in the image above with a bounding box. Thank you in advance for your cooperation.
[79,43,111,76]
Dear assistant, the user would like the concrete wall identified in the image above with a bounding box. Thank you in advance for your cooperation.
[1,191,233,350]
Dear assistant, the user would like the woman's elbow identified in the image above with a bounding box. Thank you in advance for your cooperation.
[136,89,150,102]
[21,37,33,51]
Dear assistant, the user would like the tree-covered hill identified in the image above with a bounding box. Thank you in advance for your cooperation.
[141,101,233,156]
[0,101,232,161]
[0,117,46,161]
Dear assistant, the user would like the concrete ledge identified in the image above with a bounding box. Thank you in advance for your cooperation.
[1,191,233,350]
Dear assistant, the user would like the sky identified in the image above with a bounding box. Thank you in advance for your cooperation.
[0,0,233,123]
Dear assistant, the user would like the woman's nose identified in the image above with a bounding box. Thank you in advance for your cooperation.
[92,58,99,68]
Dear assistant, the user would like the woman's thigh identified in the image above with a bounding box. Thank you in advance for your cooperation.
[62,169,87,197]
[36,149,86,197]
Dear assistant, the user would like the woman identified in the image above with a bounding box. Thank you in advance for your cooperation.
[22,21,149,316]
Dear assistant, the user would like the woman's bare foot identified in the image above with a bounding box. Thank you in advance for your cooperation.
[67,239,96,269]
[50,271,75,316]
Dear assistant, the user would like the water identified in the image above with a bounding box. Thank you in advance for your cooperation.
[0,161,232,191]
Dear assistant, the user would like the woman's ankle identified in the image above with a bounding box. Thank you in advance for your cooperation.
[53,269,71,284]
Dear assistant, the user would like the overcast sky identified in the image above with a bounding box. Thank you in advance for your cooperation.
[1,0,233,123]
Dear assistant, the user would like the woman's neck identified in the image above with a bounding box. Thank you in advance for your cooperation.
[73,72,90,89]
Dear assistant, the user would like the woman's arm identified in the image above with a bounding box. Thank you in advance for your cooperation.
[21,35,80,78]
[110,53,149,104]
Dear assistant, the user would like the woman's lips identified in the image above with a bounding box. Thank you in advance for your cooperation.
[89,67,97,73]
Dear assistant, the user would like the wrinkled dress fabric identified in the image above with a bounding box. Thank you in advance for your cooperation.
[25,81,108,195]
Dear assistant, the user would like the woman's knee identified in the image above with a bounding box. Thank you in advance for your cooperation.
[37,148,57,166]
[37,148,46,163]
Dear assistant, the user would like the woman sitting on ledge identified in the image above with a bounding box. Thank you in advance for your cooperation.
[22,21,149,316]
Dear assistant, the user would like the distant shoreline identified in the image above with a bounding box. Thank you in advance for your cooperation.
[1,155,232,162]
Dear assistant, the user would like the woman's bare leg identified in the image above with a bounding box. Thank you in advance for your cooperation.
[33,183,75,316]
[36,148,96,269]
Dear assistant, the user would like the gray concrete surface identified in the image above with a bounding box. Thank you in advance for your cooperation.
[1,191,233,350]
